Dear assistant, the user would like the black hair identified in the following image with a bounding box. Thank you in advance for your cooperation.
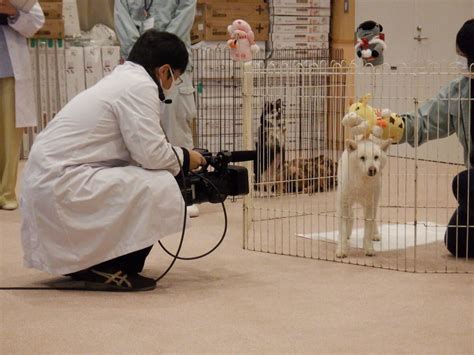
[456,19,474,67]
[128,30,189,82]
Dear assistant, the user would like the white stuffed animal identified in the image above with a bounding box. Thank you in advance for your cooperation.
[227,19,260,62]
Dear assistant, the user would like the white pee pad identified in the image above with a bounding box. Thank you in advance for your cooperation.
[297,222,446,252]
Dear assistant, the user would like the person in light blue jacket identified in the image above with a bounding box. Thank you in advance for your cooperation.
[399,19,473,258]
[114,0,200,216]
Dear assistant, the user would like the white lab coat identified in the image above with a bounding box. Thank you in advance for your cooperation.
[2,3,44,127]
[21,62,187,275]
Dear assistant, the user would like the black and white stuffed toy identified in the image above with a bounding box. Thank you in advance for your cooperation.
[355,21,387,66]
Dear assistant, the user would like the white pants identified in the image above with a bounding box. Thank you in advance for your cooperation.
[160,71,196,149]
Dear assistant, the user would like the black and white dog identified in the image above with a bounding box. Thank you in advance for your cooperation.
[255,99,286,191]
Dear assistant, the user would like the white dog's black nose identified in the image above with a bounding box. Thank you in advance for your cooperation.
[368,167,377,176]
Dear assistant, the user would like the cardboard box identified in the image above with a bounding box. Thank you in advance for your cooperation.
[40,2,63,19]
[46,39,59,122]
[269,40,329,50]
[270,0,330,8]
[24,39,39,158]
[65,47,85,101]
[191,28,204,45]
[197,3,269,22]
[32,19,64,39]
[271,32,328,42]
[37,40,49,131]
[63,0,81,37]
[203,21,269,41]
[270,7,330,16]
[84,46,103,88]
[198,0,266,4]
[101,46,121,77]
[272,24,329,34]
[272,15,330,25]
[56,39,67,109]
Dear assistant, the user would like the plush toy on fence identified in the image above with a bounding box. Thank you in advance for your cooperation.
[342,94,404,143]
[355,20,387,66]
[227,19,260,62]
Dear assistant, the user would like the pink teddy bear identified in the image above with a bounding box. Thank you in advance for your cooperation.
[227,19,260,62]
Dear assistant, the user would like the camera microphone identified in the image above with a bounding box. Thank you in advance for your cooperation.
[229,150,257,163]
[158,86,173,104]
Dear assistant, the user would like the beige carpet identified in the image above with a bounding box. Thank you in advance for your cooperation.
[1,162,473,354]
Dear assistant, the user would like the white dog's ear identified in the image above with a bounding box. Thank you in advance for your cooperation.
[345,139,358,152]
[380,139,393,151]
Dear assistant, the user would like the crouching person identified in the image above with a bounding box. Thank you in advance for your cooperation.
[399,19,474,259]
[20,31,206,291]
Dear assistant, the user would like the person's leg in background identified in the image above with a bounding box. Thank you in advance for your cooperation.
[161,70,200,217]
[161,70,196,150]
[0,77,23,210]
[445,169,474,258]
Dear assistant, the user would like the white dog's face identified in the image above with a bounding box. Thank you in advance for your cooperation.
[346,139,391,177]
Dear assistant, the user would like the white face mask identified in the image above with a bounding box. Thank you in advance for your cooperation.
[159,66,177,97]
[456,55,468,70]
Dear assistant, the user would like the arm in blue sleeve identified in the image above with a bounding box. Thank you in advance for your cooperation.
[164,0,196,41]
[114,0,140,59]
[399,82,458,147]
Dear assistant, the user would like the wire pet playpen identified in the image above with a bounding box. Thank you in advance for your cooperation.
[191,48,472,273]
[241,61,473,273]
[191,48,341,153]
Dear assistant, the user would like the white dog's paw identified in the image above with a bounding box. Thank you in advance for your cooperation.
[365,247,376,256]
[336,247,348,258]
[372,233,381,241]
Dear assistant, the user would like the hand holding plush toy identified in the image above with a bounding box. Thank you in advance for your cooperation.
[342,94,404,143]
[227,19,260,62]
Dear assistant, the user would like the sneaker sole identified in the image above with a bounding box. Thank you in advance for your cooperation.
[52,280,156,292]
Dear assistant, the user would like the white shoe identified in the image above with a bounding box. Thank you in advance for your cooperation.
[187,204,200,218]
[1,200,19,210]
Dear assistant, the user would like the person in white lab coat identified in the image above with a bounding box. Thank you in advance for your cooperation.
[114,0,201,217]
[0,1,44,210]
[20,30,206,291]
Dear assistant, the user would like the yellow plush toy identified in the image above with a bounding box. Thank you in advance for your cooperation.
[379,112,404,143]
[342,94,404,143]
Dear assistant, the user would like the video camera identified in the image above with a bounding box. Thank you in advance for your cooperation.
[176,149,256,205]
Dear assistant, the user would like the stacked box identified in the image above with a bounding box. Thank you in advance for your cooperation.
[192,0,269,43]
[33,1,64,39]
[62,0,81,38]
[269,0,331,50]
[190,0,269,152]
[23,44,121,153]
[101,46,121,77]
[84,46,103,88]
[65,46,86,101]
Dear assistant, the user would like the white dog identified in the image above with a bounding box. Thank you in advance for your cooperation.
[336,138,391,258]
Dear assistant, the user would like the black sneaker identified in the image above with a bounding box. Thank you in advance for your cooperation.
[67,269,156,292]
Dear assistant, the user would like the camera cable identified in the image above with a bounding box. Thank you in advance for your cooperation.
[158,172,228,261]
